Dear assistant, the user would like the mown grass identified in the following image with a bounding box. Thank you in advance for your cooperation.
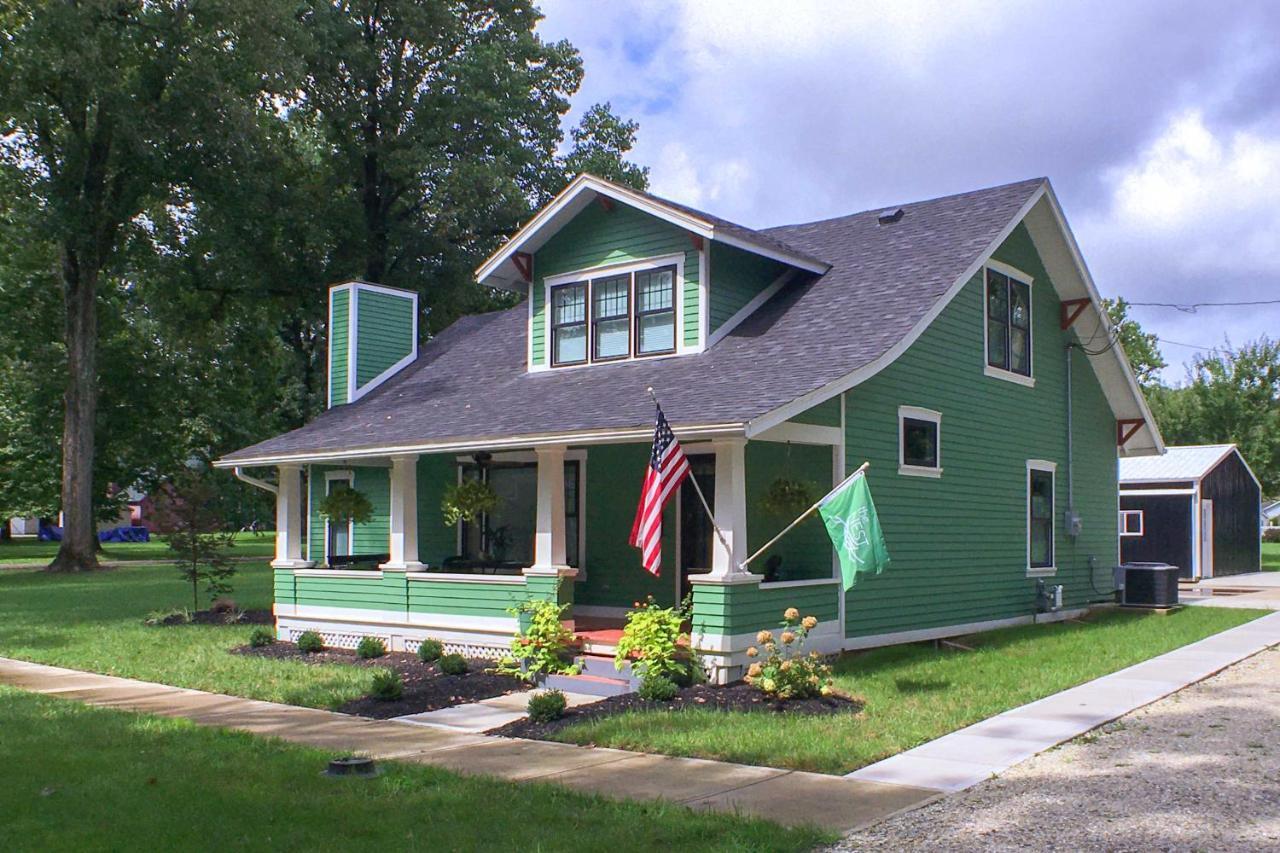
[551,606,1267,774]
[1263,541,1279,571]
[0,562,370,708]
[0,687,826,852]
[0,532,276,564]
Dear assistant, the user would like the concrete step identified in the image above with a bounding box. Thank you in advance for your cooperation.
[543,672,634,698]
[576,653,633,680]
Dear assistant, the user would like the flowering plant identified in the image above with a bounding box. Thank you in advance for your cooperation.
[494,592,579,683]
[743,607,833,699]
[615,595,699,687]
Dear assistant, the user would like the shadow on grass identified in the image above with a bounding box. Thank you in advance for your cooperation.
[893,677,950,694]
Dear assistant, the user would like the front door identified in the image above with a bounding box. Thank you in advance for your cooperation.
[1200,499,1214,579]
[678,455,715,601]
[326,475,353,564]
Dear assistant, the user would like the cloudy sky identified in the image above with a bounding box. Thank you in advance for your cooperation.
[538,0,1280,382]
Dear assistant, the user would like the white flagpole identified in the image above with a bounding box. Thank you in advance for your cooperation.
[739,461,870,571]
[646,387,735,568]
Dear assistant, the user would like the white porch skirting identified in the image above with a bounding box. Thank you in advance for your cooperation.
[273,603,518,659]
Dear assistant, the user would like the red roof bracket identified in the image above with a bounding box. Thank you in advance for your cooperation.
[1117,418,1145,447]
[1060,298,1091,330]
[597,196,615,213]
[690,234,704,251]
[512,252,533,283]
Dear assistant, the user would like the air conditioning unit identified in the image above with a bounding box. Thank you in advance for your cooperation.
[1120,562,1180,608]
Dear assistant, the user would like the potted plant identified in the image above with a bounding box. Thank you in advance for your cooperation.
[760,477,817,517]
[318,484,374,526]
[441,478,500,527]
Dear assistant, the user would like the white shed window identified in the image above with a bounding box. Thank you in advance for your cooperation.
[1120,509,1144,537]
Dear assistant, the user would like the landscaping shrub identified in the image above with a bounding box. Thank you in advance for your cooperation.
[370,669,403,701]
[296,630,324,653]
[439,653,468,676]
[356,636,387,659]
[743,608,834,700]
[527,689,567,723]
[143,608,190,626]
[416,638,444,662]
[210,596,238,614]
[616,596,698,686]
[638,675,679,702]
[1264,528,1280,544]
[495,592,579,682]
[249,626,276,648]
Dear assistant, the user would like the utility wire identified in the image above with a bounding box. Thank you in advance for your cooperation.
[1126,299,1280,313]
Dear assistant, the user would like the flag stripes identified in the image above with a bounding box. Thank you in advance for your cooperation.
[628,405,690,575]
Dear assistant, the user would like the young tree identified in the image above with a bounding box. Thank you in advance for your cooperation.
[154,471,237,612]
[0,0,299,570]
[1104,298,1167,390]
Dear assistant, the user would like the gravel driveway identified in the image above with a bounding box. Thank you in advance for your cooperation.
[836,647,1280,852]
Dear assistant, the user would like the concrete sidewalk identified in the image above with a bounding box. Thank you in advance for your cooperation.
[0,657,936,833]
[847,610,1280,792]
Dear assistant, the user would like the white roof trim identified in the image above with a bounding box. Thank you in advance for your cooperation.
[1120,444,1262,490]
[475,174,828,291]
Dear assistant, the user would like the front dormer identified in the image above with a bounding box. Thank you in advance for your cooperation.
[475,174,828,373]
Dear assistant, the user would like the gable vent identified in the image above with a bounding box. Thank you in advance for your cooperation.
[877,207,905,224]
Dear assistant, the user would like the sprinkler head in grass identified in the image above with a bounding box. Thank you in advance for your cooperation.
[324,755,379,778]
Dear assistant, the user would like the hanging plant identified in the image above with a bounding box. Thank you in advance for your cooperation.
[318,485,374,526]
[441,479,500,527]
[760,477,817,517]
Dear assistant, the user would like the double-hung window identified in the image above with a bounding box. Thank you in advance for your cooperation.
[1027,461,1056,573]
[549,262,677,366]
[986,266,1032,378]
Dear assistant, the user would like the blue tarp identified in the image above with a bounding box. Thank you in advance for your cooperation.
[36,523,150,543]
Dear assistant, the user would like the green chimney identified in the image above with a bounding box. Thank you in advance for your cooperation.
[328,281,418,408]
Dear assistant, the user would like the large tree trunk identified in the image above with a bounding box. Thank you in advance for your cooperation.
[48,249,100,572]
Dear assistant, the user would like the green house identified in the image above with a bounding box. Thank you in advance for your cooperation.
[216,175,1163,683]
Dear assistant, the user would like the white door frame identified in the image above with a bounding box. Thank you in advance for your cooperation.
[1200,498,1215,579]
[323,469,355,566]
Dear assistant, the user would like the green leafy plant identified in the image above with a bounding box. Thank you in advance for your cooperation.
[1264,528,1280,544]
[526,689,567,723]
[760,477,818,517]
[495,593,579,683]
[416,638,444,662]
[744,608,834,700]
[638,674,679,702]
[615,596,697,686]
[438,653,468,676]
[441,479,500,526]
[370,669,403,701]
[356,636,387,659]
[296,630,324,653]
[143,608,190,626]
[249,626,275,648]
[318,485,374,526]
[154,471,237,611]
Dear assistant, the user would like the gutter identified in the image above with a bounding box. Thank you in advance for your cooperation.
[233,466,278,495]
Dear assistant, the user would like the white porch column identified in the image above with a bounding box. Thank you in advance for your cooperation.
[381,454,424,571]
[710,438,749,577]
[526,444,576,578]
[272,464,313,569]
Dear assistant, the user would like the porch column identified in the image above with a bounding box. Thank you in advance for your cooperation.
[381,454,424,571]
[710,438,749,577]
[272,464,313,569]
[530,444,568,570]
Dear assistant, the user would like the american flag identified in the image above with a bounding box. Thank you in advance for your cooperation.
[628,404,690,575]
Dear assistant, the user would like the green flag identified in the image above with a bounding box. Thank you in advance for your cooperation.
[818,470,890,590]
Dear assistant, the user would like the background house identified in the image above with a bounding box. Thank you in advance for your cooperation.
[1120,444,1262,579]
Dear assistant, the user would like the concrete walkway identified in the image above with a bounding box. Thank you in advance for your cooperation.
[0,656,935,833]
[1183,571,1280,610]
[847,610,1280,792]
[394,688,604,732]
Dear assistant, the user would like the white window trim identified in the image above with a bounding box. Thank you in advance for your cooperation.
[898,406,942,478]
[1027,459,1057,577]
[323,469,355,566]
[982,261,1036,388]
[1119,509,1144,537]
[452,449,587,574]
[535,253,687,372]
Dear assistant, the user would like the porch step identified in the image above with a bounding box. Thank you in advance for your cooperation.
[543,672,634,698]
[577,653,633,680]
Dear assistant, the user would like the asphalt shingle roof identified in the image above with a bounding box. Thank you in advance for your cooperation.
[221,177,1045,464]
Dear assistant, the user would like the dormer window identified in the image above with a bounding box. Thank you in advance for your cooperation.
[550,261,678,367]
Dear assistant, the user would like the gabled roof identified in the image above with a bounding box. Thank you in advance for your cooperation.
[476,173,830,291]
[1120,444,1259,487]
[218,177,1160,467]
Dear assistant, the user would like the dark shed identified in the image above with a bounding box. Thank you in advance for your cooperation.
[1119,445,1261,579]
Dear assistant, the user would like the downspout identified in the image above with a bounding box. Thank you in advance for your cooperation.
[1065,345,1075,516]
[234,466,278,495]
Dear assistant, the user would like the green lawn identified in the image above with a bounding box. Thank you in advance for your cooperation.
[0,562,372,708]
[0,532,276,564]
[1263,541,1279,571]
[551,606,1267,774]
[0,687,823,852]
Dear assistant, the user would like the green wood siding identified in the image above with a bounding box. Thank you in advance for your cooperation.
[746,441,834,582]
[407,577,527,619]
[692,581,839,636]
[416,454,458,566]
[530,203,701,367]
[789,396,841,427]
[306,465,391,563]
[274,569,296,605]
[354,289,415,388]
[840,223,1118,639]
[328,289,349,407]
[294,572,406,611]
[708,242,788,333]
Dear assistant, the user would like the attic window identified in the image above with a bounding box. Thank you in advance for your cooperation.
[548,260,678,367]
[877,208,904,224]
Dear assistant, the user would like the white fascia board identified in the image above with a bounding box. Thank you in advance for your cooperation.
[745,183,1048,438]
[213,422,747,469]
[712,233,830,275]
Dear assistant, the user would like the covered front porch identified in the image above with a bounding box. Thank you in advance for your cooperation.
[258,418,846,681]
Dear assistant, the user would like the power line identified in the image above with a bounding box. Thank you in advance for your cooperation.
[1155,336,1216,352]
[1127,299,1280,314]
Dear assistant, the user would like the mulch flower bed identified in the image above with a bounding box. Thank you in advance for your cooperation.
[155,609,273,626]
[232,644,530,719]
[490,682,861,740]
